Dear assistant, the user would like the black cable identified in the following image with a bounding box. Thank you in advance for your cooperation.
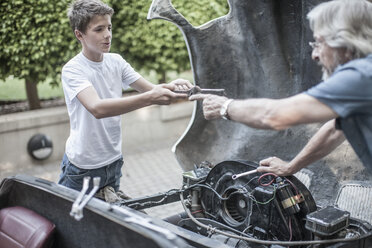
[125,188,183,208]
[179,192,365,246]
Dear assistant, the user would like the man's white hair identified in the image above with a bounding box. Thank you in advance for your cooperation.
[307,0,372,59]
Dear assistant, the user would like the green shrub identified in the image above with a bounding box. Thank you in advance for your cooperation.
[0,0,228,106]
[0,0,79,86]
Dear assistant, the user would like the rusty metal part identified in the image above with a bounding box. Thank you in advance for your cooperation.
[281,193,305,209]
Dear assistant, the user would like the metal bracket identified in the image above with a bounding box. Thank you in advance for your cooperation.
[70,176,101,221]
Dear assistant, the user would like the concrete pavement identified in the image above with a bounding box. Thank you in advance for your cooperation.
[0,138,186,219]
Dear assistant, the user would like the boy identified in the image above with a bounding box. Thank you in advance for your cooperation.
[59,0,192,202]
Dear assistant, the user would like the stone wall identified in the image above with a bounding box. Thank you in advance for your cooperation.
[0,101,194,173]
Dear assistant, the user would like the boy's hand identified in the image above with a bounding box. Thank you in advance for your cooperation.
[168,78,193,91]
[148,84,189,105]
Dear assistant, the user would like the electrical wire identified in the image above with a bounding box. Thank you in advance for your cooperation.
[248,186,277,205]
[288,217,292,241]
[188,183,245,201]
[192,180,277,206]
[125,188,183,209]
[258,173,277,186]
[258,173,299,196]
[283,177,299,195]
[179,192,366,246]
[242,175,259,188]
[126,174,366,246]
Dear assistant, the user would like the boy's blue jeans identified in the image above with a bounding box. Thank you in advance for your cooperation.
[58,154,123,193]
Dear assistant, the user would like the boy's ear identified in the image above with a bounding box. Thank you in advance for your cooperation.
[74,29,83,41]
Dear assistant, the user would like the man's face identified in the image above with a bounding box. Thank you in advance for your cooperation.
[311,35,346,80]
[76,14,112,61]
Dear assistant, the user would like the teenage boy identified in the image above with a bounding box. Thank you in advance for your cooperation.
[59,0,192,202]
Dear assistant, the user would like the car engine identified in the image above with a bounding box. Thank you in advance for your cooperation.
[121,160,372,247]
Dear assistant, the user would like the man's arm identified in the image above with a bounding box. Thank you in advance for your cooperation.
[189,93,342,176]
[258,119,346,175]
[77,77,191,119]
[190,93,338,129]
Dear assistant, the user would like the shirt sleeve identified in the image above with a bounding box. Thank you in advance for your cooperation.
[305,68,372,118]
[61,63,92,104]
[118,56,141,90]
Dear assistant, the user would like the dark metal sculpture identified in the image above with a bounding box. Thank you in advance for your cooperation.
[147,0,372,205]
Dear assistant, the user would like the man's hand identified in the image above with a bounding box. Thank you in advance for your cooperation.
[189,94,228,120]
[257,156,294,176]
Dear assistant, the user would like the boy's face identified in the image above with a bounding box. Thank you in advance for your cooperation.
[76,14,112,62]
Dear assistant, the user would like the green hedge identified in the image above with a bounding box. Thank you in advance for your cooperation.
[0,0,79,86]
[0,0,228,86]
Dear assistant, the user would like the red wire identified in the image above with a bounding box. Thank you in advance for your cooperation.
[284,177,299,195]
[258,173,278,186]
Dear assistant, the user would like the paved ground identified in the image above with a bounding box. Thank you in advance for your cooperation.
[121,142,185,218]
[0,140,185,219]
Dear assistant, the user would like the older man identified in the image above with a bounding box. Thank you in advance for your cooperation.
[190,0,372,176]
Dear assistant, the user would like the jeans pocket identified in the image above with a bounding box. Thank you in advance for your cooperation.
[65,163,91,190]
[112,158,123,183]
[117,159,124,178]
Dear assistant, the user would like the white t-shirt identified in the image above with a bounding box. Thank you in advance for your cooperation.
[61,52,141,169]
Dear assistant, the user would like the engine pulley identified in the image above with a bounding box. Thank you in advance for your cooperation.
[199,160,317,242]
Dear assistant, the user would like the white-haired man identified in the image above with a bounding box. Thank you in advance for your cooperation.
[190,0,372,176]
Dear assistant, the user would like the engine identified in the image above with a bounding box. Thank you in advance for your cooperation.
[175,160,371,247]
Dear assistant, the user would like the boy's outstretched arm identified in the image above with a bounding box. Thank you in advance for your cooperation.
[77,77,192,119]
[130,77,193,93]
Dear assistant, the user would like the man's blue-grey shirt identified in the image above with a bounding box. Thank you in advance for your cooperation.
[305,54,372,172]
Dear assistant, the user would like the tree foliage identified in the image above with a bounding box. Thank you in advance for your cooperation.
[0,0,228,107]
[0,0,79,108]
[0,0,79,85]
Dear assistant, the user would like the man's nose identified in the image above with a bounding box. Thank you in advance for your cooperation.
[311,49,319,61]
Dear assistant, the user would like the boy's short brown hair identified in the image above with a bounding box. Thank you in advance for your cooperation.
[67,0,114,34]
